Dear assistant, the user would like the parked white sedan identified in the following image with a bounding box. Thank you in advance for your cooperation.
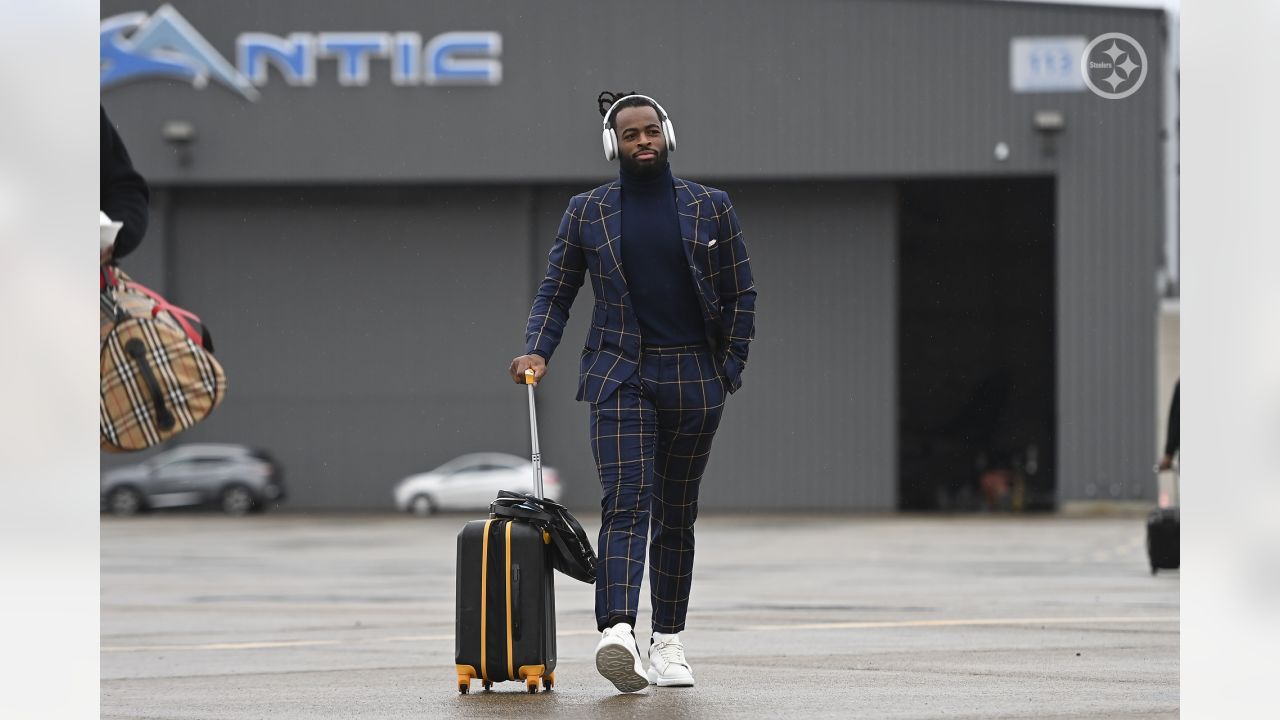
[393,452,562,516]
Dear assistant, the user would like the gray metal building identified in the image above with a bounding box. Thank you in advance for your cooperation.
[101,0,1171,511]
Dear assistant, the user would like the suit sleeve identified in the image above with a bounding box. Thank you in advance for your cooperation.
[714,191,756,392]
[100,106,150,260]
[524,196,588,362]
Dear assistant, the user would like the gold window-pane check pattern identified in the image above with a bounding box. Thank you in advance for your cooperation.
[591,345,726,633]
[524,179,756,404]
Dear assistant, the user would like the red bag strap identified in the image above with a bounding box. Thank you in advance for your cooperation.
[122,280,205,348]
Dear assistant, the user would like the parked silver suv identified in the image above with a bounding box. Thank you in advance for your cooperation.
[102,444,285,516]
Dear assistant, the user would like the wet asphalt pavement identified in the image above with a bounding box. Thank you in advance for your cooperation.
[101,513,1178,719]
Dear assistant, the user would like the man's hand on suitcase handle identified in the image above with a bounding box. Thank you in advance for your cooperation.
[509,354,546,385]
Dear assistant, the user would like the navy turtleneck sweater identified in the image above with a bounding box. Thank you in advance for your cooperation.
[619,163,705,347]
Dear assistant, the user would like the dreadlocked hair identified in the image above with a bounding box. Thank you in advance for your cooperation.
[597,90,653,125]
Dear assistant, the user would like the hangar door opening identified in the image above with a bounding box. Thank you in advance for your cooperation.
[897,178,1057,511]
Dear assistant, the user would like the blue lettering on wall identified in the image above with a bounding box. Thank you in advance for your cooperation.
[102,5,504,99]
[317,33,392,86]
[393,33,422,86]
[426,32,503,85]
[238,33,316,86]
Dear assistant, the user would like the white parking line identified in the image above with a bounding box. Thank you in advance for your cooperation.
[100,617,1175,653]
[102,639,342,653]
[375,629,600,644]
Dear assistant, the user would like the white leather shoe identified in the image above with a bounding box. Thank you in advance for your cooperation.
[646,631,695,687]
[594,623,649,693]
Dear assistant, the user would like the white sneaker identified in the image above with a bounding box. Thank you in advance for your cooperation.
[646,631,695,687]
[594,623,649,693]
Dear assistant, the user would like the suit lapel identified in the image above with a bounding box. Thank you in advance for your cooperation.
[594,183,629,298]
[675,178,720,321]
[674,180,700,268]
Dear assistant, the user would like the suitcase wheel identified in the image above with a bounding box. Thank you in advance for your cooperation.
[526,677,540,694]
[482,681,493,692]
[544,672,555,692]
[456,665,477,694]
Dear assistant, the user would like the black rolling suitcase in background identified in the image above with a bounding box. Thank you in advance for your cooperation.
[1146,507,1179,573]
[1146,468,1180,574]
[455,370,557,694]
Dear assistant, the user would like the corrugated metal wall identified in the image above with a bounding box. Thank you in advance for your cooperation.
[1057,109,1162,503]
[118,186,542,508]
[686,182,899,511]
[103,0,1167,187]
[104,182,898,511]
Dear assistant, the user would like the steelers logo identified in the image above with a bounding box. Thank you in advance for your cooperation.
[1081,32,1148,100]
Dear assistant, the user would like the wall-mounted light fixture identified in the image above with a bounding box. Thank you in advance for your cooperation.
[161,120,197,167]
[1032,110,1065,157]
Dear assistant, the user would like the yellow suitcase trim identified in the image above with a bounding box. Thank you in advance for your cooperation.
[505,520,515,681]
[479,519,493,682]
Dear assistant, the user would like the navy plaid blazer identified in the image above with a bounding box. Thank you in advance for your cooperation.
[524,177,756,404]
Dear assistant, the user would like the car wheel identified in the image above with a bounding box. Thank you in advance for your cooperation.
[220,485,256,516]
[107,487,145,517]
[409,494,436,517]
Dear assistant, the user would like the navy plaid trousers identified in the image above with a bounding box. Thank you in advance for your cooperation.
[590,343,726,633]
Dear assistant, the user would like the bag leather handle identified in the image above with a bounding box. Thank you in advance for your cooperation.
[124,338,176,431]
[490,503,550,523]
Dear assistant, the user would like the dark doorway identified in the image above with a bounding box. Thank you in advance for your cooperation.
[897,179,1057,511]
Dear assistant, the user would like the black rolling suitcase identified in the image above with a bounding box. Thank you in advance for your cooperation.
[455,516,557,693]
[455,369,557,694]
[1146,468,1180,574]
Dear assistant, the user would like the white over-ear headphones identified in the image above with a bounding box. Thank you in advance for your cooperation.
[601,94,677,161]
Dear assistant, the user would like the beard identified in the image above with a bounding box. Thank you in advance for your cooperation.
[618,145,669,179]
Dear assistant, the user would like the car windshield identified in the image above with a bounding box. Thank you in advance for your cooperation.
[434,455,521,474]
[147,452,183,468]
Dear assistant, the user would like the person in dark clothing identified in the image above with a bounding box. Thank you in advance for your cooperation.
[508,91,756,693]
[101,105,150,264]
[1158,380,1179,470]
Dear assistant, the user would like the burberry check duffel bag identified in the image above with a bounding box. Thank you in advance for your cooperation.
[100,267,227,452]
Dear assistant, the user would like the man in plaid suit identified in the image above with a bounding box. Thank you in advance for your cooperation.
[509,92,756,693]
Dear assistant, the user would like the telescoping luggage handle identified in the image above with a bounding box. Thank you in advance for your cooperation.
[524,369,544,501]
[1152,464,1180,509]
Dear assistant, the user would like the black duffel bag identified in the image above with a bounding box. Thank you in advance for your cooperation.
[490,490,597,584]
